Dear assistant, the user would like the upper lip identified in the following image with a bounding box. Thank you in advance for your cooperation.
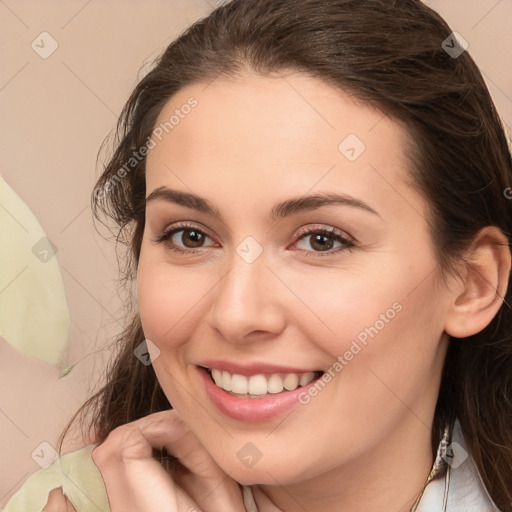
[198,360,322,376]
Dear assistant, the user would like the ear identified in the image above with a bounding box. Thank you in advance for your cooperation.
[444,226,511,339]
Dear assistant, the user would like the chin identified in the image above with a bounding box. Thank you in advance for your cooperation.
[214,453,312,487]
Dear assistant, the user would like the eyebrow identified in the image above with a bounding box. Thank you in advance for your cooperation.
[145,186,380,221]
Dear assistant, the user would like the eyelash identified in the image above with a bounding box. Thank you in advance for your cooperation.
[153,221,355,257]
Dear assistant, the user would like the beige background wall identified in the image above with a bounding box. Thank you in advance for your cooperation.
[0,0,511,505]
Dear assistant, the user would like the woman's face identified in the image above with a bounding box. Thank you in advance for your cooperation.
[137,72,453,485]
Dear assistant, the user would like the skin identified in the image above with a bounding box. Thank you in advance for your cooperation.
[43,488,75,511]
[91,71,510,512]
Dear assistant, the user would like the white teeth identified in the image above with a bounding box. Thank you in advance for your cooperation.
[211,368,223,386]
[207,368,320,396]
[231,374,248,394]
[300,372,315,386]
[283,373,299,391]
[222,371,232,391]
[248,375,267,395]
[267,374,284,394]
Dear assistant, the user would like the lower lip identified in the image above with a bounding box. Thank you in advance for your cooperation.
[197,366,321,422]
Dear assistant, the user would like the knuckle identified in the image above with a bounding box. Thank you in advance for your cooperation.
[91,423,142,466]
[92,429,123,463]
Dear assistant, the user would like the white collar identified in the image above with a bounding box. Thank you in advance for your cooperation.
[416,419,500,512]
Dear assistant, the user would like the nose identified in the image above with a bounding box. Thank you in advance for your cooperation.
[206,249,287,344]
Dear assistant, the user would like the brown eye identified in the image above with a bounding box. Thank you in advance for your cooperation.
[177,229,206,248]
[154,223,216,254]
[294,227,355,256]
[308,232,336,251]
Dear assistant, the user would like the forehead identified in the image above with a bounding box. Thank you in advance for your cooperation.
[145,72,423,222]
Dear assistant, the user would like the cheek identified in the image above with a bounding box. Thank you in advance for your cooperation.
[136,254,209,344]
[136,256,207,409]
[278,259,407,359]
[287,255,445,403]
[327,281,445,432]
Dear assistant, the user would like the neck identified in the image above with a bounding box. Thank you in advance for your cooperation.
[252,416,435,512]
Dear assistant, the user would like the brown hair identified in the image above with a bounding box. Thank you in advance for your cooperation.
[60,0,512,508]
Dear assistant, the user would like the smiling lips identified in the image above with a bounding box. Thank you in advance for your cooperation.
[197,360,325,421]
[208,367,319,396]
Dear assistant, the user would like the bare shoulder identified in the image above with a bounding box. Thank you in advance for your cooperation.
[43,487,77,512]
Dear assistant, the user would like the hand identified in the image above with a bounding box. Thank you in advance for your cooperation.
[91,410,246,512]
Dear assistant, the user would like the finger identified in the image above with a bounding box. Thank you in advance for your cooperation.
[43,488,77,512]
[95,410,244,512]
[92,421,181,511]
[139,411,246,512]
